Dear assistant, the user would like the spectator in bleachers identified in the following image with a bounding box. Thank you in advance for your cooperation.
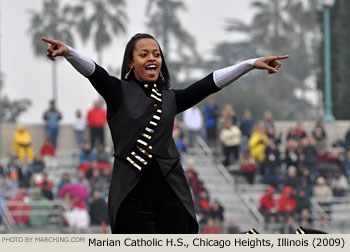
[239,109,254,154]
[203,96,219,147]
[220,119,241,167]
[241,151,256,184]
[57,173,71,193]
[18,159,33,188]
[295,189,311,215]
[7,188,31,226]
[287,123,307,143]
[278,186,296,218]
[86,161,98,180]
[12,125,34,161]
[249,123,269,167]
[40,137,57,169]
[7,159,20,185]
[87,100,107,149]
[210,200,224,224]
[263,111,275,133]
[318,147,343,179]
[284,138,300,172]
[101,166,112,195]
[75,170,90,190]
[184,106,205,148]
[312,121,327,152]
[313,177,333,215]
[226,218,241,234]
[266,126,281,147]
[298,208,313,229]
[330,170,348,197]
[284,166,299,189]
[302,136,318,181]
[89,190,109,226]
[43,99,62,149]
[37,173,54,191]
[29,188,51,228]
[30,154,45,174]
[78,142,97,174]
[185,160,199,195]
[173,126,187,155]
[259,186,278,224]
[299,169,313,199]
[201,217,221,234]
[219,104,237,129]
[41,180,54,201]
[89,168,105,193]
[62,194,90,230]
[198,190,211,224]
[96,144,110,164]
[263,140,281,186]
[73,109,86,146]
[1,174,18,200]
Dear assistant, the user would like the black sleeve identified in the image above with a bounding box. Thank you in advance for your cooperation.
[88,63,121,117]
[173,73,221,114]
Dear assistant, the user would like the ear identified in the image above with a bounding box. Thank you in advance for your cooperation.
[129,62,134,69]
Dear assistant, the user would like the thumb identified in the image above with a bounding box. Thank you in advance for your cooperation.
[52,47,64,57]
[265,64,277,73]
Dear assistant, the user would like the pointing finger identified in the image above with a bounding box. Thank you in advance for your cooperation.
[42,37,55,45]
[275,55,289,60]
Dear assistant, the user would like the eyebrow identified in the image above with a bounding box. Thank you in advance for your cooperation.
[139,48,160,52]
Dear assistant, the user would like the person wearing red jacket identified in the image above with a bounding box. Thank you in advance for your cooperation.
[259,186,278,224]
[40,137,57,169]
[87,100,107,148]
[278,186,296,218]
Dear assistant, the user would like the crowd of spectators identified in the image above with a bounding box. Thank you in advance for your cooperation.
[175,97,350,233]
[184,159,231,233]
[0,99,111,232]
[2,95,350,233]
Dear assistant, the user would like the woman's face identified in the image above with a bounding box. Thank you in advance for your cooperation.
[130,38,162,83]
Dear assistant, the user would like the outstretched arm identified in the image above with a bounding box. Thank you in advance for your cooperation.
[175,55,288,114]
[42,37,95,77]
[213,55,288,88]
[41,37,121,117]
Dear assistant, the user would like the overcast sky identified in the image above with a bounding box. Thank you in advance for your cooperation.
[1,0,255,124]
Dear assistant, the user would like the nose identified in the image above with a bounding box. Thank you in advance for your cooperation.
[148,54,156,61]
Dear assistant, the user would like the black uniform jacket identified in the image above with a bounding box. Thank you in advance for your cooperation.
[88,64,220,233]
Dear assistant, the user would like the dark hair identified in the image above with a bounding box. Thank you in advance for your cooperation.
[121,33,170,89]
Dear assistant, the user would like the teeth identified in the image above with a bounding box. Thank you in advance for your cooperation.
[145,65,157,70]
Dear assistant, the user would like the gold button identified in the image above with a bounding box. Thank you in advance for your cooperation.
[153,104,158,109]
[144,84,148,88]
[148,146,153,150]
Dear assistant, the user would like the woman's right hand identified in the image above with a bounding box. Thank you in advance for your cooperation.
[41,37,69,61]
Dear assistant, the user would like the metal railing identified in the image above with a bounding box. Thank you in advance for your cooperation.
[195,135,264,229]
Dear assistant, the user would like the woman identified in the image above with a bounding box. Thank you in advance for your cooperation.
[42,33,287,233]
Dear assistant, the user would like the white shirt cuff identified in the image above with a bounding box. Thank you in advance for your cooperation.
[64,46,95,77]
[213,58,258,88]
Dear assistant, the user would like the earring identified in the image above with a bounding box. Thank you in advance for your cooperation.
[125,68,133,79]
[159,71,165,83]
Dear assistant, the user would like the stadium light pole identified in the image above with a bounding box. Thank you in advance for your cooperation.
[320,0,335,122]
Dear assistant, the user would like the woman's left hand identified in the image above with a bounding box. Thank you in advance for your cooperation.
[254,55,289,74]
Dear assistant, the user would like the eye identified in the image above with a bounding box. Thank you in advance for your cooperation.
[140,53,147,58]
[154,53,160,57]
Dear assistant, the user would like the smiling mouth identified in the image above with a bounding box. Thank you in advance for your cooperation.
[145,64,157,75]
